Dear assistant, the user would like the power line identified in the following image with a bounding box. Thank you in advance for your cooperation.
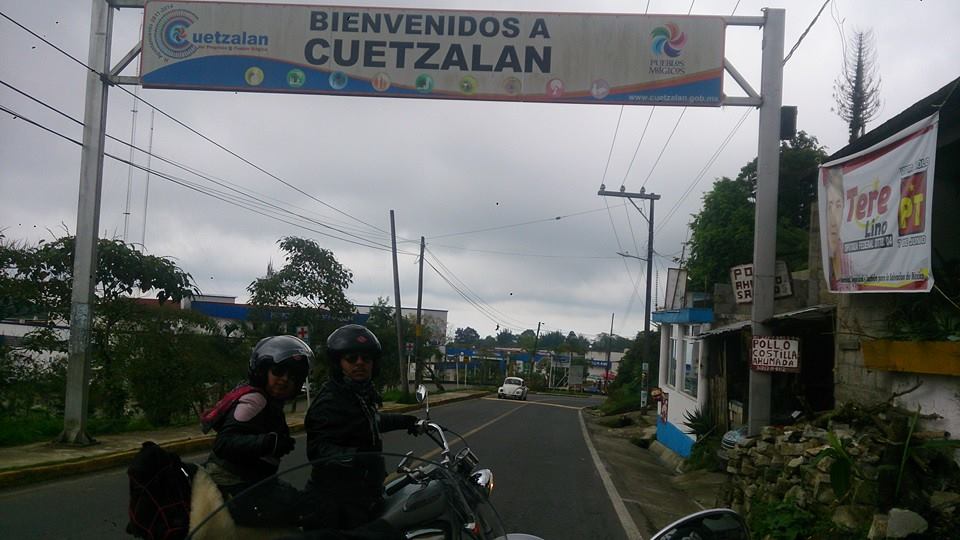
[421,255,524,333]
[0,78,395,247]
[0,9,387,236]
[656,108,754,233]
[783,0,832,66]
[0,103,409,254]
[426,204,623,240]
[426,243,619,260]
[638,107,686,189]
[425,247,533,330]
[619,107,657,188]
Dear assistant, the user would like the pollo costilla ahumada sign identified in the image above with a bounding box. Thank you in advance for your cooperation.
[751,336,800,373]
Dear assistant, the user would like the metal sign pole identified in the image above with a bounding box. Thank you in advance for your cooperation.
[748,8,785,436]
[59,0,114,445]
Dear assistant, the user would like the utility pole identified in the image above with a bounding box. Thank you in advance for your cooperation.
[530,322,542,378]
[60,0,114,445]
[598,186,660,398]
[414,236,425,389]
[389,210,409,397]
[605,313,614,389]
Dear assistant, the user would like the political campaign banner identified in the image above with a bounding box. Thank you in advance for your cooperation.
[141,1,725,106]
[818,113,938,293]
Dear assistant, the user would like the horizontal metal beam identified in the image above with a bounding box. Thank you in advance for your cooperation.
[722,96,763,107]
[597,189,661,200]
[723,15,766,27]
[108,75,140,86]
[107,0,146,8]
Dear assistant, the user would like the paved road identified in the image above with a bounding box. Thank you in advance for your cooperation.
[0,393,621,539]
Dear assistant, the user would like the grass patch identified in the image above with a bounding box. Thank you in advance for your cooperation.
[599,415,635,429]
[0,412,190,447]
[685,435,722,472]
[599,384,646,415]
[747,498,844,540]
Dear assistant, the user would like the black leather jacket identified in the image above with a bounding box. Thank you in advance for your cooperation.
[305,378,417,500]
[207,389,290,484]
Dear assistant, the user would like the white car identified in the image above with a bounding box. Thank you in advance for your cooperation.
[497,377,528,400]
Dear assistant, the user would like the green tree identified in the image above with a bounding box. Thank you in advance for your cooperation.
[833,30,882,143]
[247,236,353,367]
[538,330,564,350]
[112,304,245,425]
[687,132,828,291]
[248,237,353,317]
[453,326,480,345]
[496,329,517,347]
[1,234,198,418]
[517,329,537,350]
[564,331,590,354]
[362,298,442,392]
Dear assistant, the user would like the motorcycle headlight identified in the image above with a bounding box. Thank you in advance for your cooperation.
[470,468,494,498]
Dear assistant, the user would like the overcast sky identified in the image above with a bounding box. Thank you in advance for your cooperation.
[1,0,958,341]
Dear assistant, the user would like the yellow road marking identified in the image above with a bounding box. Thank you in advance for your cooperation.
[481,397,584,410]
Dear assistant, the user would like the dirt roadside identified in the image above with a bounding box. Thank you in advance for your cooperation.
[582,408,728,539]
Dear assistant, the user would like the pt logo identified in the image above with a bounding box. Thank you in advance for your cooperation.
[899,172,927,235]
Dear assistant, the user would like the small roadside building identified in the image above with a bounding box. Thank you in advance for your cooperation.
[650,75,960,459]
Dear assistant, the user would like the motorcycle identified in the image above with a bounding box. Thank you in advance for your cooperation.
[650,508,750,540]
[186,385,545,540]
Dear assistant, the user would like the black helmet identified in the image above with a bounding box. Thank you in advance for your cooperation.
[326,324,382,377]
[249,335,314,387]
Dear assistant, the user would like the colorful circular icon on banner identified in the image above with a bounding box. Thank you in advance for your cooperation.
[546,79,565,98]
[502,77,522,96]
[590,79,610,99]
[415,74,434,94]
[244,67,264,86]
[459,76,478,95]
[329,71,349,90]
[286,69,306,88]
[371,72,391,92]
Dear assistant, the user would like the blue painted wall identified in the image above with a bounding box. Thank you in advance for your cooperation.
[656,416,694,458]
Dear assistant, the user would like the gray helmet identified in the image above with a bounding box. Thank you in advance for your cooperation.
[326,324,381,377]
[248,335,314,387]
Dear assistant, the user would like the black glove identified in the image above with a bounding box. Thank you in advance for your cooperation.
[262,432,296,458]
[406,418,426,436]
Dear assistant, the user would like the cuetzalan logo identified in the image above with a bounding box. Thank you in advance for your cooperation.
[151,8,199,59]
[650,23,687,57]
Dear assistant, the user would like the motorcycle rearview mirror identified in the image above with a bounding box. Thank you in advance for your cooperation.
[651,508,750,540]
[416,384,430,418]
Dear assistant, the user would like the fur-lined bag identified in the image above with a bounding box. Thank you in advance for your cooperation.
[126,441,197,540]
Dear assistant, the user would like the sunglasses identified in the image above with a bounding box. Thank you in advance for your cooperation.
[270,362,308,379]
[341,354,373,365]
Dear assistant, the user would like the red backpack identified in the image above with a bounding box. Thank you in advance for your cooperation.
[200,384,264,434]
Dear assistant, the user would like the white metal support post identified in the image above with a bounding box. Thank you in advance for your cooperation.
[59,0,114,445]
[748,8,785,436]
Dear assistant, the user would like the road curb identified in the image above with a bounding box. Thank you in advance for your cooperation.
[0,391,488,490]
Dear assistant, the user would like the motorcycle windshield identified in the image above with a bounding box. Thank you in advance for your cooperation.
[186,451,507,540]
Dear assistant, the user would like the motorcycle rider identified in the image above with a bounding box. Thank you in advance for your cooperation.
[304,324,424,529]
[201,334,310,527]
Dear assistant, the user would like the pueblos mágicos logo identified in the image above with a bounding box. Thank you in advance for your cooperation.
[148,6,199,60]
[649,23,687,75]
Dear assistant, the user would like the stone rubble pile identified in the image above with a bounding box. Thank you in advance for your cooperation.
[718,421,959,538]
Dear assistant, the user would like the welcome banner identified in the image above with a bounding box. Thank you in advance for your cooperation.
[818,113,939,293]
[141,1,725,106]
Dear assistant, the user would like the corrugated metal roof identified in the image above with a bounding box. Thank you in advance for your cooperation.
[696,304,835,338]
